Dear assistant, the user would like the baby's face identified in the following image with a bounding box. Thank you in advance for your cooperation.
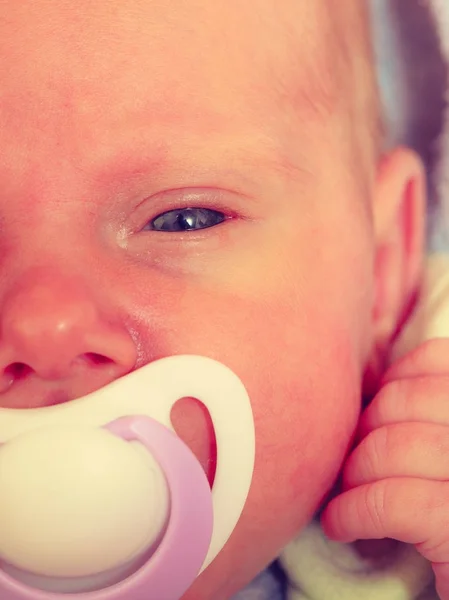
[0,1,377,598]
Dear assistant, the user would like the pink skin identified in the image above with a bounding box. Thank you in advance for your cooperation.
[323,339,449,600]
[0,1,426,598]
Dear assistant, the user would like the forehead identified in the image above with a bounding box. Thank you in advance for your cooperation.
[0,0,340,186]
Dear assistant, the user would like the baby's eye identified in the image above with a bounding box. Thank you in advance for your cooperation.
[147,207,226,232]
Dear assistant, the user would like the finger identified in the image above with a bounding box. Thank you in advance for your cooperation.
[359,375,449,438]
[384,339,449,383]
[322,478,449,555]
[344,422,449,487]
[434,563,449,600]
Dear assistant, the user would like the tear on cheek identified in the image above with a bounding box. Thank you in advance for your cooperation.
[170,397,217,486]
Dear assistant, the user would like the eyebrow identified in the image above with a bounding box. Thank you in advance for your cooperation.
[90,127,313,198]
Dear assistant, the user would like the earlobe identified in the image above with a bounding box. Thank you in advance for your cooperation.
[372,147,426,349]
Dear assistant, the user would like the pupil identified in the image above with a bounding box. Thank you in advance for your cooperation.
[178,211,196,229]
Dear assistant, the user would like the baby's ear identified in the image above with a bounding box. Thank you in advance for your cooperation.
[372,147,426,350]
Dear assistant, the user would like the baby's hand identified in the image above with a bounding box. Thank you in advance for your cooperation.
[322,339,449,600]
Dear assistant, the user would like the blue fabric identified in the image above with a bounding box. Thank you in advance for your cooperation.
[370,0,448,251]
[231,563,286,600]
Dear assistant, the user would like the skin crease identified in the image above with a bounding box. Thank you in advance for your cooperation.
[0,1,426,599]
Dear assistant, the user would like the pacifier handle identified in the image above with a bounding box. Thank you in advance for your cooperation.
[105,416,214,598]
[0,415,213,600]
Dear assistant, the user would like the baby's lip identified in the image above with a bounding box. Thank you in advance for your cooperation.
[40,390,72,407]
[0,389,72,409]
[0,370,122,409]
[0,375,89,409]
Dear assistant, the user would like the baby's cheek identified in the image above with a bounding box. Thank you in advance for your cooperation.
[131,260,365,598]
[248,338,361,542]
[169,333,361,600]
[182,335,362,600]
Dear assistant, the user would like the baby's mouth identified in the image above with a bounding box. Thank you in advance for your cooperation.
[0,382,217,483]
[0,360,217,486]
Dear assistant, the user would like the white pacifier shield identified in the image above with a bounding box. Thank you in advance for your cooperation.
[0,355,255,586]
[0,425,169,578]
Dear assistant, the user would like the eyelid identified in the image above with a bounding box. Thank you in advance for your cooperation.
[152,188,241,214]
[132,187,246,228]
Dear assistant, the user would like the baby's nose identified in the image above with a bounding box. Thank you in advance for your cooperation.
[0,270,136,407]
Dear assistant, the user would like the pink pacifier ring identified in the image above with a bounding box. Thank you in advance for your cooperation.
[0,415,213,600]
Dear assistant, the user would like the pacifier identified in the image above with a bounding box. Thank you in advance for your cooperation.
[0,355,255,600]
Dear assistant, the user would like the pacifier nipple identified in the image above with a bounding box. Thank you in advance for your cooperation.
[0,425,169,582]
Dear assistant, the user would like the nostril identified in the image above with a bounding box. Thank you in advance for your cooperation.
[84,353,114,367]
[4,362,33,381]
